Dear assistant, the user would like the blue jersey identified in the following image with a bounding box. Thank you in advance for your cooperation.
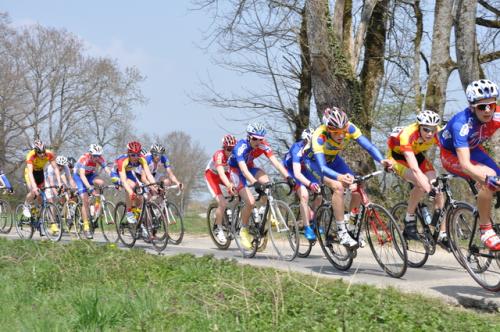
[0,172,12,190]
[136,153,171,175]
[228,138,273,168]
[283,140,308,170]
[439,106,500,152]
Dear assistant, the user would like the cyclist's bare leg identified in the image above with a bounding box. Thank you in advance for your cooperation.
[402,169,426,214]
[239,187,255,227]
[125,179,139,210]
[214,194,228,226]
[254,170,269,206]
[324,177,345,221]
[297,186,311,227]
[470,164,497,226]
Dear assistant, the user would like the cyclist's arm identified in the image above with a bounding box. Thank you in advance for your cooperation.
[216,165,233,188]
[50,160,63,187]
[403,151,431,192]
[355,135,384,163]
[268,155,290,178]
[456,147,488,184]
[78,168,93,190]
[142,164,156,185]
[238,160,258,184]
[0,173,12,191]
[166,168,181,186]
[119,170,133,195]
[292,162,312,188]
[315,153,340,180]
[26,164,38,191]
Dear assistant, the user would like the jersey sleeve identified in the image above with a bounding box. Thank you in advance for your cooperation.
[346,123,362,140]
[312,126,326,155]
[260,141,274,158]
[291,143,303,164]
[234,141,248,163]
[26,150,36,164]
[116,158,128,172]
[398,126,415,152]
[451,119,470,149]
[46,150,55,161]
[161,155,171,168]
[213,151,225,168]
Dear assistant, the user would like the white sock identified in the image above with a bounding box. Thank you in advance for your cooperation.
[405,213,416,222]
[336,221,347,232]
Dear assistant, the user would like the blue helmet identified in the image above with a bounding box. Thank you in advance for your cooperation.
[246,122,266,138]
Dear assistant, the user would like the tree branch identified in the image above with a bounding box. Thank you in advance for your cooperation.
[476,17,500,29]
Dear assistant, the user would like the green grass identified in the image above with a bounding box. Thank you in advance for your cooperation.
[183,211,208,234]
[0,238,498,331]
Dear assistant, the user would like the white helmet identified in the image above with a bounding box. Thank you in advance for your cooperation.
[88,144,103,156]
[246,122,267,138]
[301,127,314,142]
[416,110,440,126]
[56,155,68,166]
[322,107,348,129]
[466,79,498,104]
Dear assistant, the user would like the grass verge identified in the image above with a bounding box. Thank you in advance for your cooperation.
[0,238,498,331]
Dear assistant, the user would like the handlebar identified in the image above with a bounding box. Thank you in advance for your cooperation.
[353,170,383,184]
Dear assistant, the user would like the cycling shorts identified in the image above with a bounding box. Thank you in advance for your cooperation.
[305,155,355,182]
[24,168,45,189]
[73,173,97,195]
[388,150,434,178]
[230,166,262,190]
[110,170,139,186]
[440,146,500,179]
[285,163,318,191]
[205,170,230,197]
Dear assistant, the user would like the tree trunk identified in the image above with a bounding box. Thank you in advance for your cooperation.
[455,0,480,89]
[412,0,424,109]
[295,6,312,141]
[424,0,455,115]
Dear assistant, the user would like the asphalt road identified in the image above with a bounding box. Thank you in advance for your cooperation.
[2,231,499,312]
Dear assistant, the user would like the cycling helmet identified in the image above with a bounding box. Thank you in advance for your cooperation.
[301,127,314,142]
[55,155,68,166]
[32,139,46,153]
[416,110,441,126]
[150,143,166,154]
[246,122,267,138]
[88,144,103,156]
[140,148,147,155]
[127,141,142,154]
[466,79,498,104]
[322,107,348,129]
[67,157,76,168]
[222,134,237,148]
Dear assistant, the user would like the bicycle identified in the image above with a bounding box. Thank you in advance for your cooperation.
[231,181,299,261]
[14,186,63,242]
[114,182,169,252]
[0,185,13,234]
[315,170,408,278]
[73,185,118,242]
[446,177,500,292]
[289,187,329,258]
[207,195,238,249]
[56,188,80,239]
[391,174,468,268]
[154,184,184,245]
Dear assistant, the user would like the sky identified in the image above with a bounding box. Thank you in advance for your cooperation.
[1,0,249,154]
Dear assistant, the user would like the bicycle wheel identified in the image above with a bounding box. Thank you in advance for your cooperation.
[290,203,313,258]
[268,200,299,261]
[147,201,168,252]
[115,202,137,248]
[207,203,231,250]
[61,200,79,239]
[391,202,429,268]
[41,202,63,242]
[73,204,84,240]
[14,203,34,239]
[164,201,184,245]
[231,205,258,258]
[447,203,499,292]
[99,201,118,243]
[315,205,353,271]
[0,200,12,233]
[365,203,407,278]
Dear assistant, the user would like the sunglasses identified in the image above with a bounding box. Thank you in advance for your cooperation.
[326,127,347,135]
[250,136,263,141]
[128,153,140,158]
[224,147,234,152]
[151,153,160,157]
[420,126,437,134]
[475,102,496,111]
[91,154,101,158]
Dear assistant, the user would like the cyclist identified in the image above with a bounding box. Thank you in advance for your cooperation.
[45,155,76,203]
[205,135,238,243]
[110,141,157,230]
[67,157,77,175]
[228,122,296,249]
[23,139,62,234]
[438,79,500,251]
[283,128,322,241]
[387,110,447,245]
[136,143,183,190]
[74,144,112,239]
[0,169,13,193]
[306,107,393,247]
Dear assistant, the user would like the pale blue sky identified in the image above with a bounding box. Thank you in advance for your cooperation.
[1,0,247,153]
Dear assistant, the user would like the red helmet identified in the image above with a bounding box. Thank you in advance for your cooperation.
[127,141,142,154]
[222,134,237,148]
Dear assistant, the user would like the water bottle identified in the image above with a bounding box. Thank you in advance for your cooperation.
[431,208,441,227]
[421,205,432,225]
[252,208,260,224]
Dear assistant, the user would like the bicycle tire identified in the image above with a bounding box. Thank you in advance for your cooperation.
[115,202,137,248]
[41,202,63,242]
[207,203,232,250]
[315,205,353,271]
[61,200,79,239]
[231,204,258,258]
[268,200,299,261]
[447,203,499,292]
[391,202,429,268]
[14,203,34,239]
[365,203,407,278]
[99,201,118,243]
[147,201,168,252]
[290,203,313,258]
[165,201,184,245]
[0,200,12,233]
